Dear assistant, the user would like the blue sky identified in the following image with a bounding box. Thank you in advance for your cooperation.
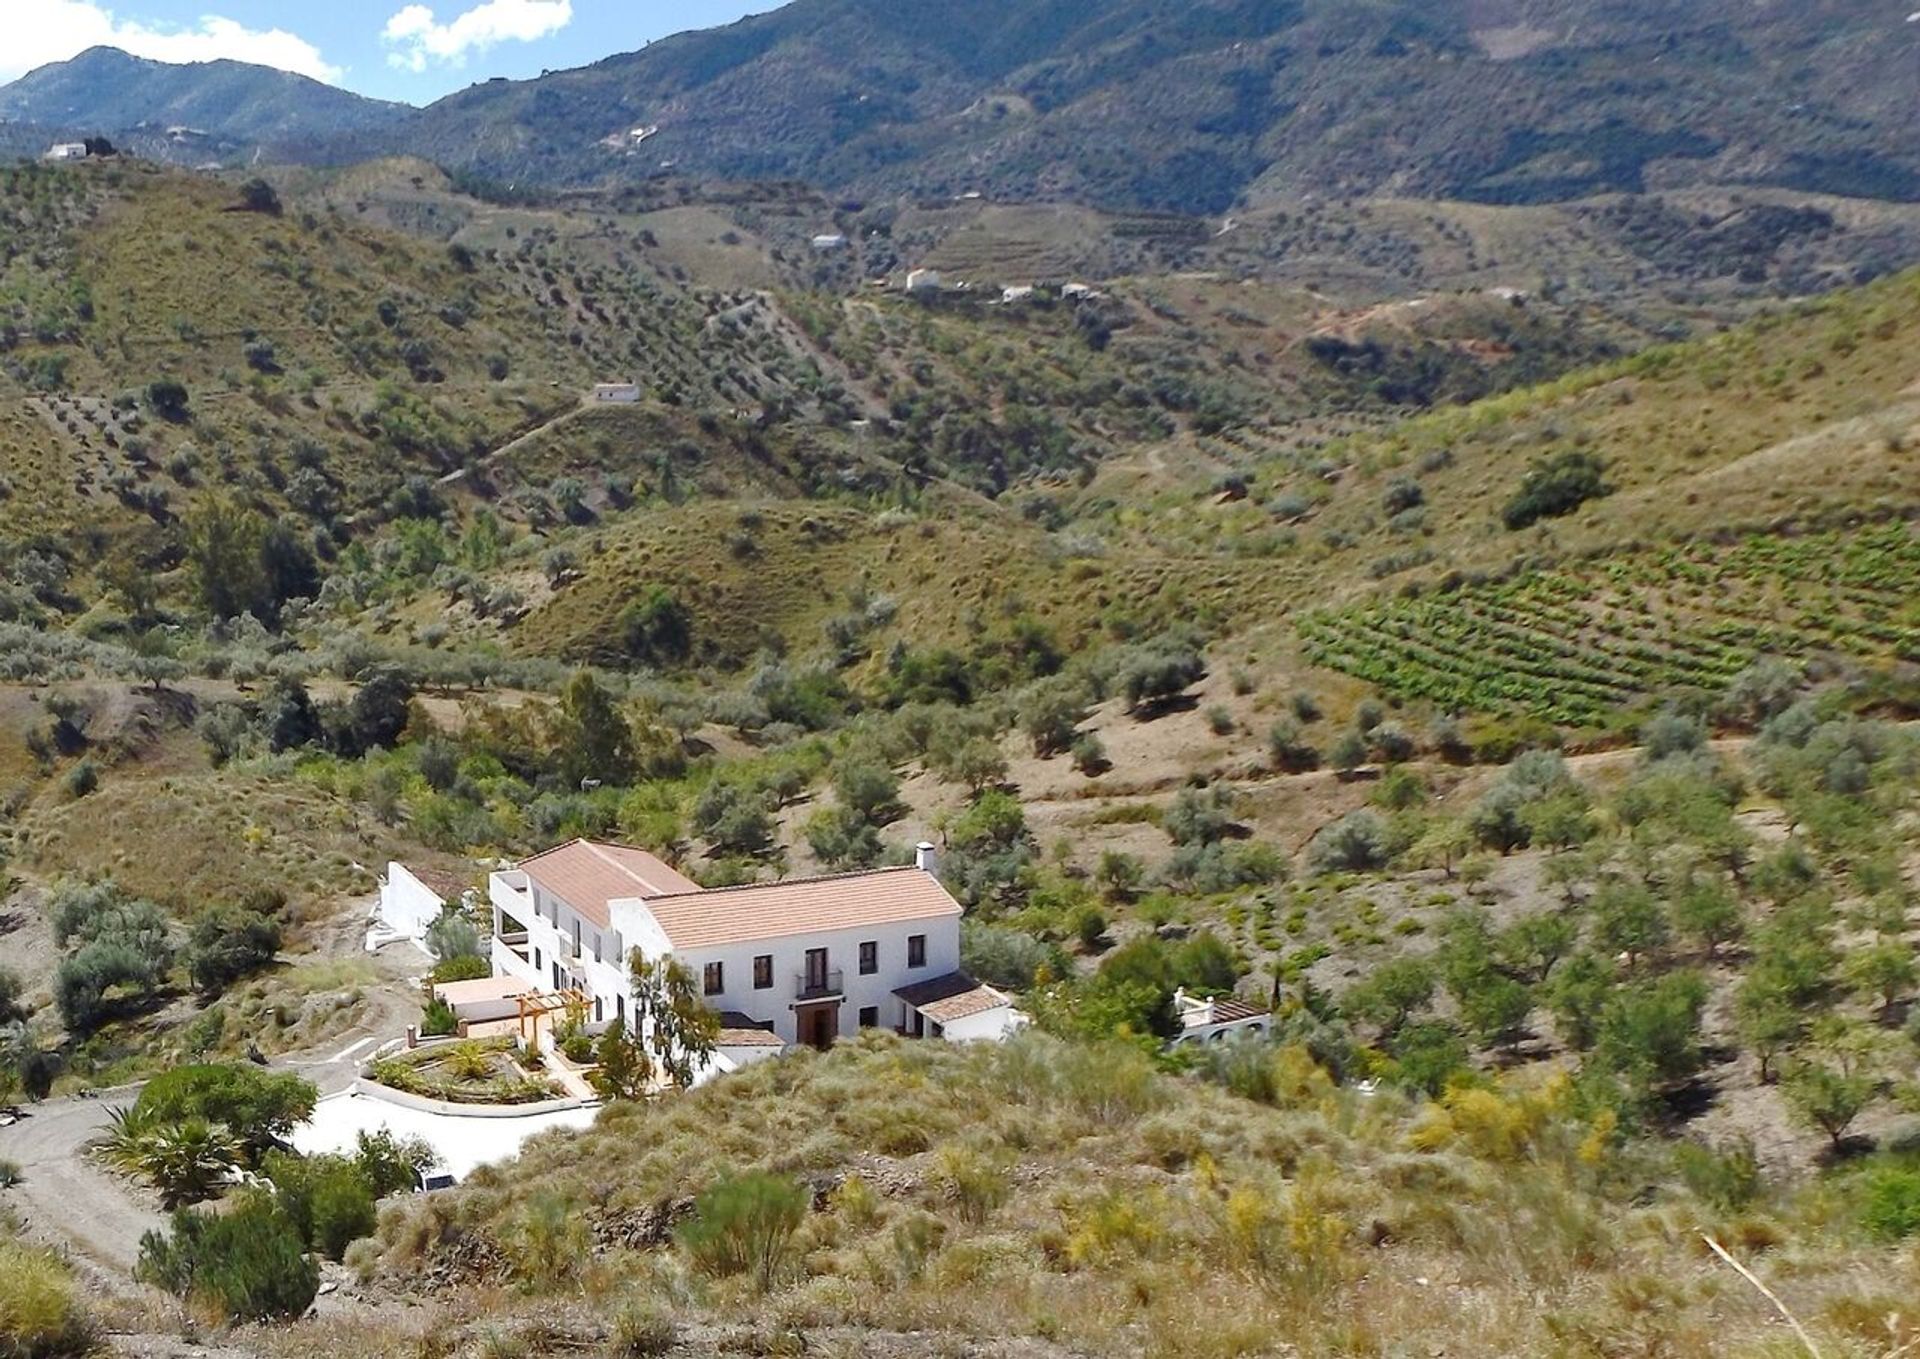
[8,0,781,104]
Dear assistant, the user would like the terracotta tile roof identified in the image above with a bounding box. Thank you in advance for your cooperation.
[892,971,1010,1024]
[715,1012,784,1047]
[642,866,962,950]
[517,838,702,928]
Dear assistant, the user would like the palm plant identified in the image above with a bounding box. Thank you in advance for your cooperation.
[100,1111,240,1207]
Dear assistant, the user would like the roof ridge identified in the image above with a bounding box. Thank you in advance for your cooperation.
[646,864,921,900]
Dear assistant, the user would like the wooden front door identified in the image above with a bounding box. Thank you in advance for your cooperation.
[797,1002,839,1051]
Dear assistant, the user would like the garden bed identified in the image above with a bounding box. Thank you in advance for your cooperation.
[367,1037,559,1106]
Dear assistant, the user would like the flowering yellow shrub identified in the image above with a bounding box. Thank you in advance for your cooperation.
[1408,1073,1571,1161]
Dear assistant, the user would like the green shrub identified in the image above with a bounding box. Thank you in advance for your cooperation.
[1860,1166,1920,1241]
[263,1152,377,1259]
[183,905,282,997]
[1500,449,1609,529]
[129,1065,316,1161]
[1674,1137,1762,1212]
[136,1192,318,1321]
[0,1159,18,1188]
[429,955,491,984]
[0,1239,95,1359]
[421,996,457,1036]
[677,1171,808,1291]
[608,1301,677,1357]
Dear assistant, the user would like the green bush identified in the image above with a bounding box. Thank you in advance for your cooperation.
[428,955,491,984]
[677,1171,808,1291]
[183,905,282,997]
[263,1152,377,1260]
[129,1065,317,1161]
[136,1192,318,1321]
[421,996,457,1036]
[1500,450,1609,529]
[608,1301,677,1357]
[1860,1166,1920,1241]
[0,1239,95,1359]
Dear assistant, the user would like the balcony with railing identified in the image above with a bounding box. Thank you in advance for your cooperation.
[794,968,844,1001]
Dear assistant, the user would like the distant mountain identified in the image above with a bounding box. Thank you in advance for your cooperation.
[0,46,409,152]
[7,0,1918,215]
[387,0,1920,211]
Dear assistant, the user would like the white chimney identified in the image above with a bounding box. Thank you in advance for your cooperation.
[915,841,937,875]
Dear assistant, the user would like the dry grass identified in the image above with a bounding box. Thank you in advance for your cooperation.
[343,1033,1915,1357]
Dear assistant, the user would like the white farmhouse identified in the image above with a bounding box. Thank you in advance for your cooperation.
[43,143,88,162]
[1170,987,1271,1045]
[592,382,641,403]
[905,268,943,293]
[810,233,848,251]
[486,838,1018,1071]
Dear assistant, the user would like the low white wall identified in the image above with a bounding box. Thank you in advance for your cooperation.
[379,863,448,938]
[352,1075,595,1119]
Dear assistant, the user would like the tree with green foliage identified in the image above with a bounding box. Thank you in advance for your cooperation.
[1343,958,1435,1039]
[1309,808,1393,873]
[834,758,901,826]
[145,378,189,420]
[182,905,282,998]
[100,1113,240,1208]
[692,780,774,856]
[619,586,693,666]
[1844,941,1917,1018]
[1501,449,1608,529]
[626,952,720,1089]
[1020,677,1089,757]
[1593,972,1708,1100]
[589,1016,654,1101]
[1671,880,1744,959]
[550,670,635,787]
[1592,880,1670,969]
[1544,951,1616,1052]
[184,496,266,620]
[1388,1021,1470,1095]
[1783,1060,1874,1148]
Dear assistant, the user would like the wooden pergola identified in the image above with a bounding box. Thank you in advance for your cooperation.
[515,988,588,1046]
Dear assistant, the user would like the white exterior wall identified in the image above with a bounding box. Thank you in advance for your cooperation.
[941,1005,1024,1043]
[489,870,627,1028]
[612,897,960,1044]
[379,862,450,939]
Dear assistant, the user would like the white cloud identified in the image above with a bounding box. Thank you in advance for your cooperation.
[382,0,572,72]
[3,2,341,84]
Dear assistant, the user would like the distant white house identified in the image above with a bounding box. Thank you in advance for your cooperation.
[905,268,943,293]
[485,838,1020,1075]
[810,233,848,251]
[1060,281,1100,301]
[1170,988,1272,1045]
[42,143,88,162]
[1000,284,1036,304]
[592,382,641,403]
[374,862,468,947]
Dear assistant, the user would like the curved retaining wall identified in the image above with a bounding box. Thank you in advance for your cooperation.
[351,1075,596,1119]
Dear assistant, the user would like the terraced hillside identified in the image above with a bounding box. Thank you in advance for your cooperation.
[1301,525,1920,725]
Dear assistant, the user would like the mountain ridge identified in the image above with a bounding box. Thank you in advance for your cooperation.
[5,0,1917,215]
